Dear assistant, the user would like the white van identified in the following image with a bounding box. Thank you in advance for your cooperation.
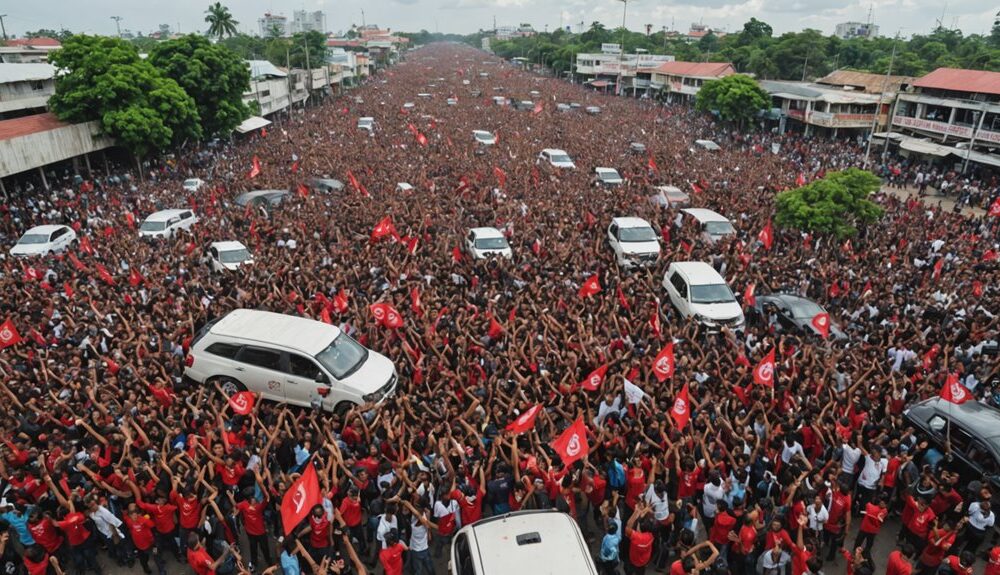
[185,309,397,414]
[662,261,745,329]
[451,510,597,575]
[681,208,736,243]
[607,217,660,268]
[138,209,198,240]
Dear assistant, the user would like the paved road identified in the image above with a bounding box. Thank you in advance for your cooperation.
[881,184,987,217]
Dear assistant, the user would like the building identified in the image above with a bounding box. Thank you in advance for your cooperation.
[648,61,735,102]
[574,49,674,95]
[1,38,61,63]
[835,21,879,39]
[0,64,57,119]
[495,24,535,40]
[258,13,289,37]
[686,23,726,42]
[291,10,326,35]
[0,112,115,190]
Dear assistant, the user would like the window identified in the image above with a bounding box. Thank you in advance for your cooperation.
[287,354,324,380]
[670,273,688,298]
[950,422,974,452]
[181,211,193,220]
[31,81,45,91]
[236,347,282,371]
[50,228,66,240]
[927,415,946,434]
[205,342,241,359]
[454,534,475,575]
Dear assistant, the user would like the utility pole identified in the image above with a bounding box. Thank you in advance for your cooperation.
[616,0,628,97]
[0,15,8,43]
[962,101,988,174]
[361,9,366,29]
[863,32,897,168]
[111,16,123,38]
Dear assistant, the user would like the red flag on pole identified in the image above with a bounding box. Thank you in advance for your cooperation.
[753,348,776,387]
[332,289,349,313]
[80,236,94,255]
[652,342,675,382]
[128,268,144,287]
[649,303,661,338]
[451,247,464,263]
[96,264,116,286]
[616,285,631,311]
[578,274,602,298]
[229,391,255,415]
[670,383,692,429]
[370,303,404,329]
[811,312,831,338]
[939,373,970,404]
[743,283,756,307]
[371,216,398,241]
[281,461,321,536]
[505,404,541,435]
[0,319,23,349]
[579,365,609,392]
[296,183,309,198]
[796,173,807,187]
[493,166,507,187]
[758,221,774,250]
[932,259,944,279]
[647,155,658,173]
[550,418,589,466]
[409,286,423,317]
[487,316,504,339]
[248,156,261,179]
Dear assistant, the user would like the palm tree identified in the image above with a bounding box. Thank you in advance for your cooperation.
[205,2,239,39]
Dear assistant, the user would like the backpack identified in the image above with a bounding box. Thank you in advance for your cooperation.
[608,461,626,489]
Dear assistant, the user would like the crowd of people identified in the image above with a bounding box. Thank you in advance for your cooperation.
[0,42,998,575]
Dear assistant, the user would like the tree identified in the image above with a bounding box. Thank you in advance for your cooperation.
[775,168,884,238]
[738,18,772,45]
[24,28,73,42]
[698,32,720,54]
[695,74,769,127]
[49,35,201,166]
[287,31,328,69]
[205,2,239,39]
[148,35,251,137]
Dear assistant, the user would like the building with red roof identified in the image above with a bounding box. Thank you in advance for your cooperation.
[648,61,736,102]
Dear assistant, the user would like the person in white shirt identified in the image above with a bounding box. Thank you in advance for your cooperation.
[85,496,128,566]
[806,496,829,536]
[702,471,726,524]
[961,500,995,555]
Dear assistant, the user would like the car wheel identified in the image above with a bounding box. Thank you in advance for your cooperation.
[333,401,356,417]
[210,376,246,397]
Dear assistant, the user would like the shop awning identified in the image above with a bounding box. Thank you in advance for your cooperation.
[590,80,614,88]
[899,138,953,157]
[952,148,1000,168]
[871,131,904,141]
[235,116,271,134]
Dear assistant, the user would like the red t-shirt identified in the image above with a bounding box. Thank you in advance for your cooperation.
[338,496,363,527]
[308,514,331,549]
[187,547,216,575]
[791,544,813,575]
[904,500,935,539]
[670,560,687,575]
[887,551,913,575]
[215,463,245,487]
[455,489,485,526]
[586,474,607,506]
[236,499,267,536]
[884,457,902,488]
[22,553,49,575]
[124,515,156,551]
[28,518,64,553]
[379,543,406,575]
[825,491,851,534]
[624,469,646,509]
[626,529,654,567]
[138,501,177,534]
[984,547,1000,575]
[920,528,956,567]
[709,511,736,546]
[735,525,757,555]
[677,468,702,499]
[172,492,202,530]
[859,503,887,534]
[55,512,91,546]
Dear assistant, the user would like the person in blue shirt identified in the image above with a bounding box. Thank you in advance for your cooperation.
[598,494,623,575]
[0,502,35,547]
[278,537,301,575]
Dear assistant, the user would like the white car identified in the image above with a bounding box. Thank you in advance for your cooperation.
[402,102,416,110]
[473,130,496,146]
[185,309,397,415]
[417,93,433,98]
[447,98,458,106]
[9,225,77,257]
[586,106,602,115]
[538,149,575,169]
[650,186,690,208]
[207,241,253,271]
[681,208,735,243]
[595,167,624,186]
[662,261,745,329]
[396,182,414,193]
[182,178,205,192]
[694,139,721,151]
[492,96,508,106]
[466,227,513,260]
[607,217,660,268]
[138,209,198,240]
[357,117,375,133]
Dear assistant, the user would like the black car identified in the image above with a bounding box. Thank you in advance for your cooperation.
[754,293,846,339]
[905,397,1000,489]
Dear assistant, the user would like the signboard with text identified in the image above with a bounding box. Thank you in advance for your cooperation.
[601,43,622,54]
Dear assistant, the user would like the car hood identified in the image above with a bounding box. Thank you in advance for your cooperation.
[690,301,743,320]
[621,241,661,256]
[9,244,41,256]
[221,259,253,271]
[473,247,513,259]
[340,350,395,394]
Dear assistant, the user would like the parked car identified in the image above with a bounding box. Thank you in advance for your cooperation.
[585,106,602,115]
[629,142,647,154]
[754,293,846,339]
[451,510,598,575]
[649,185,690,208]
[473,130,496,145]
[492,96,508,106]
[402,102,416,110]
[396,182,414,193]
[662,261,745,329]
[538,149,575,169]
[466,227,513,260]
[234,190,290,208]
[694,139,721,151]
[556,103,572,112]
[9,225,77,257]
[311,178,345,193]
[185,309,397,415]
[207,241,254,272]
[607,217,660,268]
[447,98,458,106]
[513,100,534,111]
[138,209,198,240]
[595,167,624,186]
[905,398,1000,488]
[183,178,206,192]
[681,208,736,243]
[357,117,375,133]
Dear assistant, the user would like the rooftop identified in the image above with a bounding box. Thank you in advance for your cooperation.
[760,79,882,104]
[5,37,61,48]
[817,69,913,94]
[0,63,56,83]
[650,61,735,78]
[0,113,68,142]
[912,67,1000,96]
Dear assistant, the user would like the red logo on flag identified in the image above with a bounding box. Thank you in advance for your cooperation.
[652,343,675,382]
[939,373,969,404]
[753,348,776,387]
[578,274,602,298]
[811,312,831,338]
[550,418,589,466]
[580,365,609,392]
[370,303,404,329]
[280,461,321,536]
[0,319,22,349]
[671,383,691,429]
[505,404,541,435]
[229,391,255,415]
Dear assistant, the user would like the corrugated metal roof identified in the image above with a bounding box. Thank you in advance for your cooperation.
[913,68,1000,96]
[0,63,56,83]
[5,37,61,47]
[246,60,287,79]
[0,112,68,141]
[651,61,735,78]
[816,70,913,94]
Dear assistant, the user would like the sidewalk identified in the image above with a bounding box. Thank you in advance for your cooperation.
[881,184,987,217]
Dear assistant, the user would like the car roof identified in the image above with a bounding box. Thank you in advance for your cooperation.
[23,224,67,235]
[144,209,192,221]
[669,261,726,285]
[358,117,374,122]
[470,227,504,238]
[473,130,493,135]
[183,178,204,182]
[210,241,248,251]
[466,511,596,575]
[655,185,684,194]
[611,216,651,228]
[210,309,340,356]
[542,148,568,155]
[596,167,620,175]
[908,398,1000,440]
[682,208,729,223]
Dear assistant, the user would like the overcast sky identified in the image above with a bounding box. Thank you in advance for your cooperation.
[4,0,999,40]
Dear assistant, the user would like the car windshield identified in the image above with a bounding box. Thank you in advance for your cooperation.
[140,221,166,232]
[475,133,493,141]
[619,226,657,242]
[18,234,50,245]
[786,299,824,319]
[705,221,735,236]
[600,171,620,181]
[550,154,572,164]
[690,283,736,304]
[475,237,509,250]
[184,179,200,186]
[315,333,368,379]
[219,248,250,264]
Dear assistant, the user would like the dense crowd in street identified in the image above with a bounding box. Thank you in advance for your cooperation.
[0,42,998,575]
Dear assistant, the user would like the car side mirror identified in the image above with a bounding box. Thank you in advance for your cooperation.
[315,373,329,385]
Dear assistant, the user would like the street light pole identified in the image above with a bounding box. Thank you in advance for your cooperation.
[0,15,8,43]
[111,16,123,38]
[616,0,627,96]
[863,33,898,168]
[962,102,988,175]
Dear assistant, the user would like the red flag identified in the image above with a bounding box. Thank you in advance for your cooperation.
[68,253,86,272]
[652,343,675,382]
[753,348,776,387]
[281,461,321,536]
[616,285,631,311]
[985,249,998,262]
[531,238,543,257]
[758,221,774,250]
[670,383,692,429]
[505,404,541,435]
[332,289,349,313]
[319,307,333,324]
[371,216,398,241]
[647,155,658,173]
[291,160,300,173]
[29,328,46,347]
[406,236,419,255]
[370,303,404,329]
[861,280,873,298]
[649,303,661,338]
[743,283,756,307]
[229,391,255,415]
[923,344,941,371]
[939,373,970,404]
[451,246,464,263]
[23,265,42,281]
[796,173,807,187]
[80,236,94,255]
[578,274,602,298]
[296,183,309,198]
[409,286,423,317]
[128,268,143,287]
[690,181,704,194]
[487,316,504,339]
[989,197,1000,217]
[63,282,74,299]
[932,259,944,279]
[584,211,597,227]
[416,132,428,147]
[103,356,120,376]
[493,166,507,187]
[811,312,831,338]
[96,264,116,286]
[347,171,370,198]
[532,102,543,115]
[124,212,135,229]
[260,127,267,138]
[580,365,609,392]
[102,226,114,238]
[0,319,22,349]
[550,418,589,466]
[248,156,261,179]
[972,281,984,297]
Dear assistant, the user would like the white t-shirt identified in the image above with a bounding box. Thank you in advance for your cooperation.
[840,444,862,474]
[375,514,399,548]
[702,482,725,518]
[806,504,829,531]
[409,515,430,551]
[643,485,670,521]
[857,456,887,490]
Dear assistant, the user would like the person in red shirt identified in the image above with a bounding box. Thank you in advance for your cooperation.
[823,482,851,561]
[378,529,407,575]
[123,502,165,575]
[624,502,655,575]
[230,487,271,570]
[901,493,936,547]
[853,495,888,553]
[170,482,206,560]
[886,543,916,575]
[186,532,232,575]
[669,540,719,575]
[129,481,179,562]
[709,500,736,548]
[299,504,332,562]
[26,509,64,556]
[942,552,976,575]
[21,544,59,575]
[984,546,1000,575]
[335,487,366,556]
[919,518,961,573]
[729,509,760,575]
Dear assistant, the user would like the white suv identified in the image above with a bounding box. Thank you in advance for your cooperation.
[139,209,198,240]
[607,217,660,268]
[185,309,397,414]
[662,261,745,329]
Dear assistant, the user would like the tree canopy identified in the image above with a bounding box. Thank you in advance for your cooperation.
[148,34,251,138]
[695,75,769,127]
[775,168,885,238]
[205,2,239,39]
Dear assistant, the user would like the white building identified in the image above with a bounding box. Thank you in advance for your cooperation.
[834,21,879,39]
[291,10,326,34]
[0,63,56,118]
[258,13,289,37]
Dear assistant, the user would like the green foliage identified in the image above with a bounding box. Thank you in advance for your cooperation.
[775,168,885,238]
[205,2,239,39]
[148,34,251,137]
[23,28,73,42]
[695,75,769,126]
[49,35,202,159]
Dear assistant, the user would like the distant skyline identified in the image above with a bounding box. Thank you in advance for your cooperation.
[3,0,998,40]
